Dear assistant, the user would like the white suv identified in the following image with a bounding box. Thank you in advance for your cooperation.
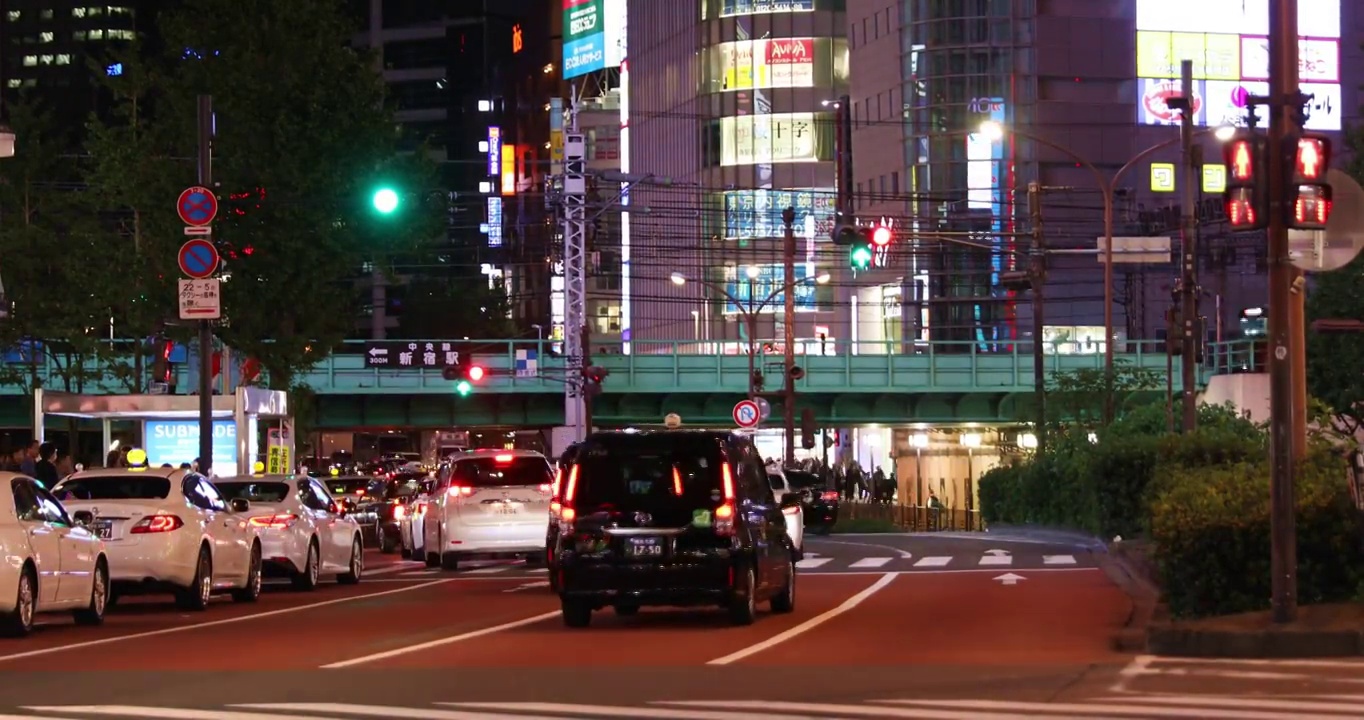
[422,450,553,571]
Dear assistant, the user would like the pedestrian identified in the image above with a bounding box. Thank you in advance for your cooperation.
[34,442,59,489]
[19,440,38,476]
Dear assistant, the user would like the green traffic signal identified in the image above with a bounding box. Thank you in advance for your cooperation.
[850,242,873,270]
[372,187,399,214]
[455,380,472,396]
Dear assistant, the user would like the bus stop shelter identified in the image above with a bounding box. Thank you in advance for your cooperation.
[32,386,293,476]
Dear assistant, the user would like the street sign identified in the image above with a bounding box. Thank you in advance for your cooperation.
[1289,168,1364,272]
[1096,236,1171,264]
[183,226,212,236]
[733,400,761,429]
[177,185,219,227]
[178,239,219,279]
[178,279,221,320]
[755,396,772,421]
[364,341,462,368]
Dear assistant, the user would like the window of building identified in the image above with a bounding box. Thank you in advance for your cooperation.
[73,31,87,40]
[39,32,54,43]
[40,9,53,19]
[89,29,104,39]
[382,0,444,28]
[382,38,448,70]
[108,29,135,40]
[55,54,71,65]
[387,80,445,112]
[72,7,86,17]
[87,6,104,16]
[39,55,53,65]
[22,56,37,67]
[5,80,18,89]
[108,6,134,16]
[593,304,622,334]
[5,11,19,21]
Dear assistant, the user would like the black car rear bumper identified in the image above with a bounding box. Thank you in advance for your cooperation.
[558,557,735,608]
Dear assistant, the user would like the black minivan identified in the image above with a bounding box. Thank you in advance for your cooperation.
[550,431,800,627]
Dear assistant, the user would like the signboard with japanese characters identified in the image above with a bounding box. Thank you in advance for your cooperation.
[363,341,462,369]
[720,112,822,166]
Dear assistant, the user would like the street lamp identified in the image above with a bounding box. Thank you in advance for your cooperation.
[980,120,1231,423]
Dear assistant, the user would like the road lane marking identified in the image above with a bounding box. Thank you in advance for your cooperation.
[977,554,1012,566]
[445,702,828,720]
[881,698,1300,719]
[238,703,573,720]
[367,563,425,576]
[320,610,560,668]
[913,556,952,567]
[25,707,353,720]
[1042,554,1077,565]
[664,699,1111,719]
[0,580,450,665]
[805,538,912,558]
[795,557,831,569]
[848,557,892,568]
[1114,695,1364,714]
[707,572,897,665]
[464,566,511,574]
[504,581,550,593]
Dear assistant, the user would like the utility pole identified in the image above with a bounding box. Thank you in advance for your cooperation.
[1266,0,1299,624]
[782,206,797,465]
[562,99,588,443]
[581,324,593,434]
[834,94,853,216]
[1028,183,1046,451]
[195,95,214,475]
[1176,60,1200,432]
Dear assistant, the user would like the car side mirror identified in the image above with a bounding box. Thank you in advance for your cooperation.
[229,498,251,513]
[329,502,343,516]
[72,510,94,527]
[780,492,803,508]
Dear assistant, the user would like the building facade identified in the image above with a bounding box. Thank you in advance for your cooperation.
[848,0,1360,355]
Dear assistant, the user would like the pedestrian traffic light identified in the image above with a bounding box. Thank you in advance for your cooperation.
[1288,134,1332,230]
[582,365,609,396]
[1222,130,1269,230]
[849,233,873,269]
[151,340,173,383]
[371,187,399,215]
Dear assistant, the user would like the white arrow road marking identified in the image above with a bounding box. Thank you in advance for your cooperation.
[503,581,549,593]
[993,573,1026,586]
[913,556,952,567]
[1043,554,1077,565]
[796,557,832,569]
[983,548,1011,556]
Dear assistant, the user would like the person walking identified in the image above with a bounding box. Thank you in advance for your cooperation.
[34,442,59,489]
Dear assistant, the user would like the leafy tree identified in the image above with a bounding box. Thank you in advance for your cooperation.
[86,0,443,389]
[398,276,515,339]
[1305,252,1364,434]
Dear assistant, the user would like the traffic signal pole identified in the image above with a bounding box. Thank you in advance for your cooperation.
[782,207,797,466]
[196,95,215,476]
[1267,0,1300,624]
[1177,60,1199,432]
[1027,183,1046,452]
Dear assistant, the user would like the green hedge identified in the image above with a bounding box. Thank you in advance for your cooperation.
[1148,451,1363,618]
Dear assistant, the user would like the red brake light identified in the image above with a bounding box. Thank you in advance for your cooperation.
[551,467,563,497]
[538,483,552,493]
[415,502,427,516]
[356,489,365,496]
[393,504,406,520]
[672,467,683,496]
[131,514,183,534]
[447,484,473,498]
[715,464,737,536]
[563,465,579,503]
[720,463,735,501]
[820,490,839,502]
[248,513,298,529]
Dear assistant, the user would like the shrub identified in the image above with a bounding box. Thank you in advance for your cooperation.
[1147,451,1362,618]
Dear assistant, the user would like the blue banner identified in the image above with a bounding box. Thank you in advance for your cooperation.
[563,33,606,79]
[144,420,238,469]
[722,189,836,240]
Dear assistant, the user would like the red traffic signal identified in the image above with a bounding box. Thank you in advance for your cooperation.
[870,225,892,247]
[1292,136,1329,183]
[1288,134,1332,230]
[1227,138,1256,181]
[466,365,486,382]
[1222,130,1269,231]
[1292,184,1332,230]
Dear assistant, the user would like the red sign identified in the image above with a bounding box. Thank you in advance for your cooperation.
[176,186,219,227]
[766,38,813,64]
[1141,81,1201,124]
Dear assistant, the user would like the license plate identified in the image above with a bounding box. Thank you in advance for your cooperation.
[94,522,112,540]
[625,536,663,559]
[494,504,519,515]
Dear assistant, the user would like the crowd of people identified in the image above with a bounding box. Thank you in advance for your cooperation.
[786,458,902,505]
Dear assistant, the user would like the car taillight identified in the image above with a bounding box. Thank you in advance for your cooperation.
[248,513,298,529]
[716,464,737,536]
[672,467,683,496]
[551,467,563,496]
[782,506,800,516]
[393,504,406,520]
[415,502,427,516]
[538,483,552,494]
[447,484,473,498]
[820,490,839,502]
[558,466,580,530]
[130,514,183,534]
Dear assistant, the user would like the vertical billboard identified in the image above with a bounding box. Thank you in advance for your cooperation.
[1133,0,1341,130]
[563,0,625,79]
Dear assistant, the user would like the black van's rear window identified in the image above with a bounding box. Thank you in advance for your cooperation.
[575,435,724,508]
[451,457,552,488]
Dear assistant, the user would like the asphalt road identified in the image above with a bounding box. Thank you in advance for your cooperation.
[0,533,1357,718]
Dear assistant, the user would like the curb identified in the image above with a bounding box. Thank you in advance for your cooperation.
[1146,626,1364,658]
[1097,542,1161,652]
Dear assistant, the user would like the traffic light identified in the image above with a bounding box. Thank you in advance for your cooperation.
[1222,131,1269,230]
[830,212,860,245]
[1288,134,1332,230]
[372,187,399,215]
[151,340,173,383]
[870,224,892,248]
[441,363,485,396]
[582,365,610,396]
[849,233,873,270]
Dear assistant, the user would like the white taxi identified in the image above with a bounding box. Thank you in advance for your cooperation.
[422,450,553,571]
[214,475,364,589]
[766,466,806,557]
[53,467,263,610]
[0,473,110,636]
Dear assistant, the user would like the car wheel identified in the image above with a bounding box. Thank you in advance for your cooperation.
[424,551,440,569]
[770,555,796,614]
[232,544,263,603]
[175,546,213,611]
[338,537,364,585]
[74,559,110,626]
[440,552,460,572]
[379,533,397,554]
[400,547,411,560]
[561,599,592,628]
[1,565,36,637]
[292,540,321,591]
[727,564,757,626]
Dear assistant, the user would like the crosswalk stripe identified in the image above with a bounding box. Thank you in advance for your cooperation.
[236,702,567,719]
[464,566,510,575]
[1042,555,1076,565]
[1111,695,1364,714]
[25,707,344,720]
[444,701,827,719]
[0,713,89,720]
[976,555,1012,566]
[795,557,832,569]
[913,556,952,567]
[848,557,892,568]
[881,698,1310,718]
[528,567,549,573]
[661,699,1123,719]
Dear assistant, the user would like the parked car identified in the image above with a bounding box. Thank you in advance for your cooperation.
[214,475,364,588]
[422,450,553,571]
[783,468,839,534]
